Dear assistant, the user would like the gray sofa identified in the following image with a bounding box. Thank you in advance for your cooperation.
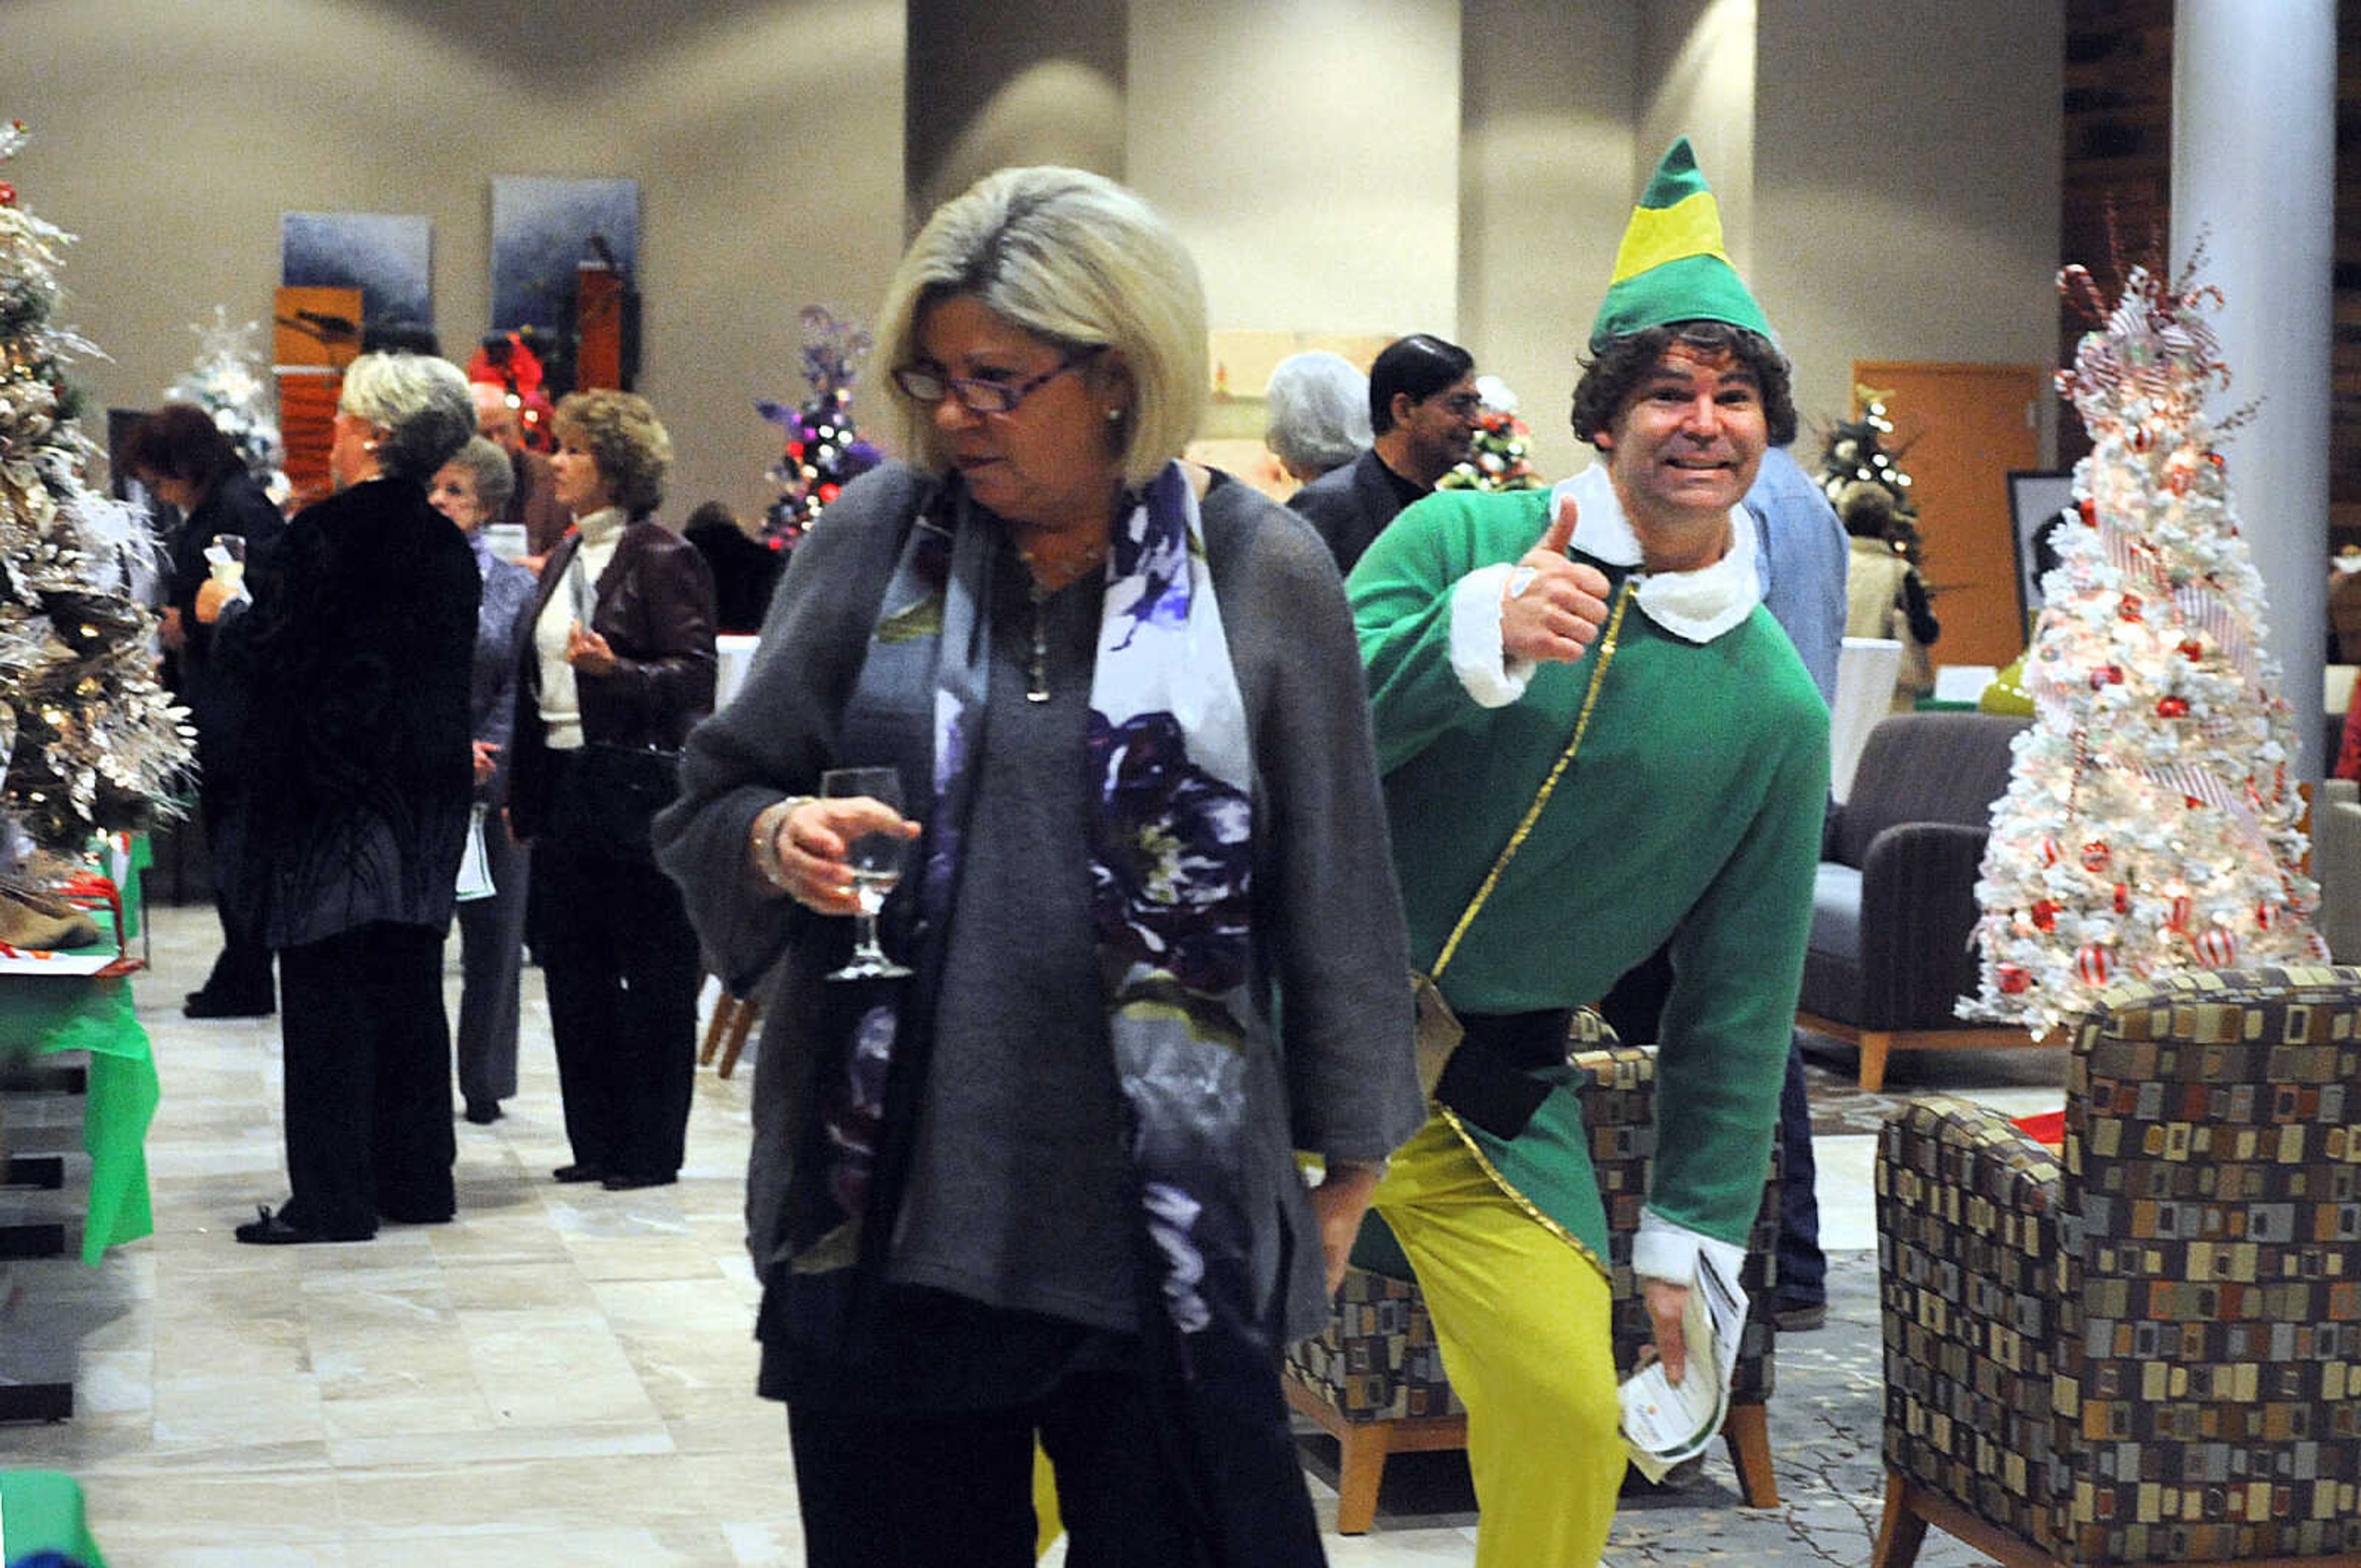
[1795,711,2033,1089]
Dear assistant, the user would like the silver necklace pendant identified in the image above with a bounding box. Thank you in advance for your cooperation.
[1026,583,1053,702]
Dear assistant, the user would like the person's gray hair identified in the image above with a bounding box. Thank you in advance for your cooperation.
[445,436,515,517]
[876,166,1208,489]
[1264,352,1372,478]
[338,353,477,480]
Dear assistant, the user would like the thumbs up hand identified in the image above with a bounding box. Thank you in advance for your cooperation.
[1500,494,1612,666]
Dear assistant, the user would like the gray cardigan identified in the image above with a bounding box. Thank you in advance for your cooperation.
[652,460,1423,1343]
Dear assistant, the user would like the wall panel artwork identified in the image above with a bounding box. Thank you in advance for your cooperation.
[489,176,639,338]
[279,211,433,345]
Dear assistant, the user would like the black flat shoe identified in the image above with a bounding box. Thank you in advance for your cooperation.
[552,1163,607,1184]
[233,1204,365,1245]
[462,1100,503,1125]
[184,990,274,1020]
[599,1172,678,1191]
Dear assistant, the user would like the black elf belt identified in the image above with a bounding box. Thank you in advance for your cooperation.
[1433,1009,1573,1141]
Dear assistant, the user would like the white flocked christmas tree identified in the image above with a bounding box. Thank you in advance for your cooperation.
[1966,256,2323,1036]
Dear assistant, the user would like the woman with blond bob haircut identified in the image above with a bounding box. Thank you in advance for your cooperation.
[655,165,1420,1566]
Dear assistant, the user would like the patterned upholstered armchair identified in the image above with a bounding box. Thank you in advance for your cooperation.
[1873,966,2361,1568]
[1284,1041,1785,1534]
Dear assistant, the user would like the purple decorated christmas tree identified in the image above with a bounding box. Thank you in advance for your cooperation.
[757,306,882,553]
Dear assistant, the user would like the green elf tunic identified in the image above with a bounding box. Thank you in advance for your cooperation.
[1347,463,1828,1282]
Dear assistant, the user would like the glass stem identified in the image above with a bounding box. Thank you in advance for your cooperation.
[855,912,880,958]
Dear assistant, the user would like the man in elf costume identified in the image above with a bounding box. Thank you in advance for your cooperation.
[1347,138,1828,1564]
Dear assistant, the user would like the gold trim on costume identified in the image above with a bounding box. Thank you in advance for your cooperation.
[1434,1103,1612,1283]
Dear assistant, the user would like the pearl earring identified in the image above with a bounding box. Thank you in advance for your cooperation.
[1105,408,1123,424]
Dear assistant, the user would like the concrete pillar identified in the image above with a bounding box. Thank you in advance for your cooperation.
[2171,0,2336,775]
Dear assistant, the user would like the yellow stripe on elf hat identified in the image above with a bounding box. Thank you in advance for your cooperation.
[1589,137,1772,353]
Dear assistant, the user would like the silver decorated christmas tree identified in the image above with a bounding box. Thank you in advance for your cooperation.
[0,120,192,886]
[1966,257,2322,1035]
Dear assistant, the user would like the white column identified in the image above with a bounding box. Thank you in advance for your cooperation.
[2172,0,2336,776]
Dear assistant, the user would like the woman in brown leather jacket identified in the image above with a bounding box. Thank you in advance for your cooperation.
[508,389,717,1190]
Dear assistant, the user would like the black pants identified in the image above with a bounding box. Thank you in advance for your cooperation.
[531,841,698,1180]
[196,774,274,1006]
[788,1365,1217,1567]
[277,921,456,1238]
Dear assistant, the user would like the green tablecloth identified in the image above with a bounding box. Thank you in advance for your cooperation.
[0,962,157,1266]
[0,1468,108,1565]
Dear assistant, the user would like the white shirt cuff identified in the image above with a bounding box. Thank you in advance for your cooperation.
[1633,1208,1747,1286]
[1448,562,1535,707]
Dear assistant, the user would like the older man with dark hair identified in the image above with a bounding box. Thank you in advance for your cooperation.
[1347,140,1828,1564]
[1289,332,1481,572]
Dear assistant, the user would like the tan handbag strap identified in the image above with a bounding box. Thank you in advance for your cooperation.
[1429,575,1637,982]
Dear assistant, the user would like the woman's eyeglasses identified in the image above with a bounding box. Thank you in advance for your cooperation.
[891,347,1102,414]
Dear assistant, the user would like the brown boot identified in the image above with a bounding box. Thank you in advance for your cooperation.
[0,888,101,951]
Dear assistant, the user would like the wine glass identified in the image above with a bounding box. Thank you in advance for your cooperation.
[821,767,914,980]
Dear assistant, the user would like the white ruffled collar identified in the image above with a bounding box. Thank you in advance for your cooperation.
[1552,464,1759,644]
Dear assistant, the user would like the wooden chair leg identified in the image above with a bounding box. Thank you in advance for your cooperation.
[716,996,760,1079]
[1870,1470,1929,1568]
[698,988,732,1066]
[1723,1402,1778,1507]
[1859,1029,1894,1092]
[1331,1421,1392,1535]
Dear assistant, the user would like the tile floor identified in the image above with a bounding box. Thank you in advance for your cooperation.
[1,903,2058,1566]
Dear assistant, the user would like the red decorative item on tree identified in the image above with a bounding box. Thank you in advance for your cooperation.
[2118,594,2144,623]
[2030,900,2060,932]
[1998,963,2031,995]
[2090,665,2123,689]
[2194,928,2237,967]
[0,182,14,207]
[2113,883,2130,914]
[2081,840,2111,872]
[2076,944,2111,986]
[2156,695,2190,718]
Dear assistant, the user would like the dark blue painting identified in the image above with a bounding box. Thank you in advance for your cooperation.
[280,211,433,331]
[490,176,640,337]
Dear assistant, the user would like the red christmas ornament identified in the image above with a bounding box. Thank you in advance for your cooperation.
[2184,795,2204,810]
[817,483,841,505]
[2256,902,2277,931]
[1998,963,2031,995]
[784,439,805,461]
[2113,883,2131,914]
[2118,595,2144,623]
[2081,840,2111,872]
[2076,944,2111,986]
[2130,429,2151,453]
[2156,695,2190,718]
[2194,928,2236,967]
[2078,498,2097,527]
[2090,665,2123,689]
[2167,894,2193,931]
[2207,452,2226,469]
[2030,900,2060,932]
[2042,836,2063,867]
[2177,639,2204,660]
[0,181,15,207]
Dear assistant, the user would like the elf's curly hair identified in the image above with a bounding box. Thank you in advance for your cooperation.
[1570,320,1797,450]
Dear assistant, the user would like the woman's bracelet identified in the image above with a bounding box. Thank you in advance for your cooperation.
[750,797,812,893]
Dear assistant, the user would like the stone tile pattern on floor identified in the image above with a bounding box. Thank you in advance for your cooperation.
[2,905,2046,1565]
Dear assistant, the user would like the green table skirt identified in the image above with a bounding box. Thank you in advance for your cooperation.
[0,970,157,1264]
[0,1468,108,1565]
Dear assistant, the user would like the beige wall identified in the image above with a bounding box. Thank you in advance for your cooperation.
[2,1,2059,517]
[0,0,905,522]
[1126,0,1462,338]
[1459,1,1634,482]
[1754,0,2065,459]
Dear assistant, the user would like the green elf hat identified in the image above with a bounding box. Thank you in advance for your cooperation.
[1588,136,1771,353]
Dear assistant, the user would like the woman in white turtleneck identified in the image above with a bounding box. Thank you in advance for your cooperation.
[508,390,718,1194]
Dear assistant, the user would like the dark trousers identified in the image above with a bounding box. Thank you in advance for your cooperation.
[277,921,457,1238]
[531,841,698,1179]
[453,814,528,1107]
[1599,945,1826,1307]
[787,1364,1222,1567]
[196,775,274,1006]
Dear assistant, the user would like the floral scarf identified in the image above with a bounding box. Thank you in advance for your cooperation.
[785,461,1309,1560]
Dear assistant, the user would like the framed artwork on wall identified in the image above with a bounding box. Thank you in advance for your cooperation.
[280,212,432,344]
[2007,468,2076,632]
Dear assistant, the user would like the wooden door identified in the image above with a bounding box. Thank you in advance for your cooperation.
[1853,361,2046,669]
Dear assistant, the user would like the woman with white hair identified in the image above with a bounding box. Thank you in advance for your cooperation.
[197,351,482,1245]
[654,167,1420,1564]
[1262,349,1371,483]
